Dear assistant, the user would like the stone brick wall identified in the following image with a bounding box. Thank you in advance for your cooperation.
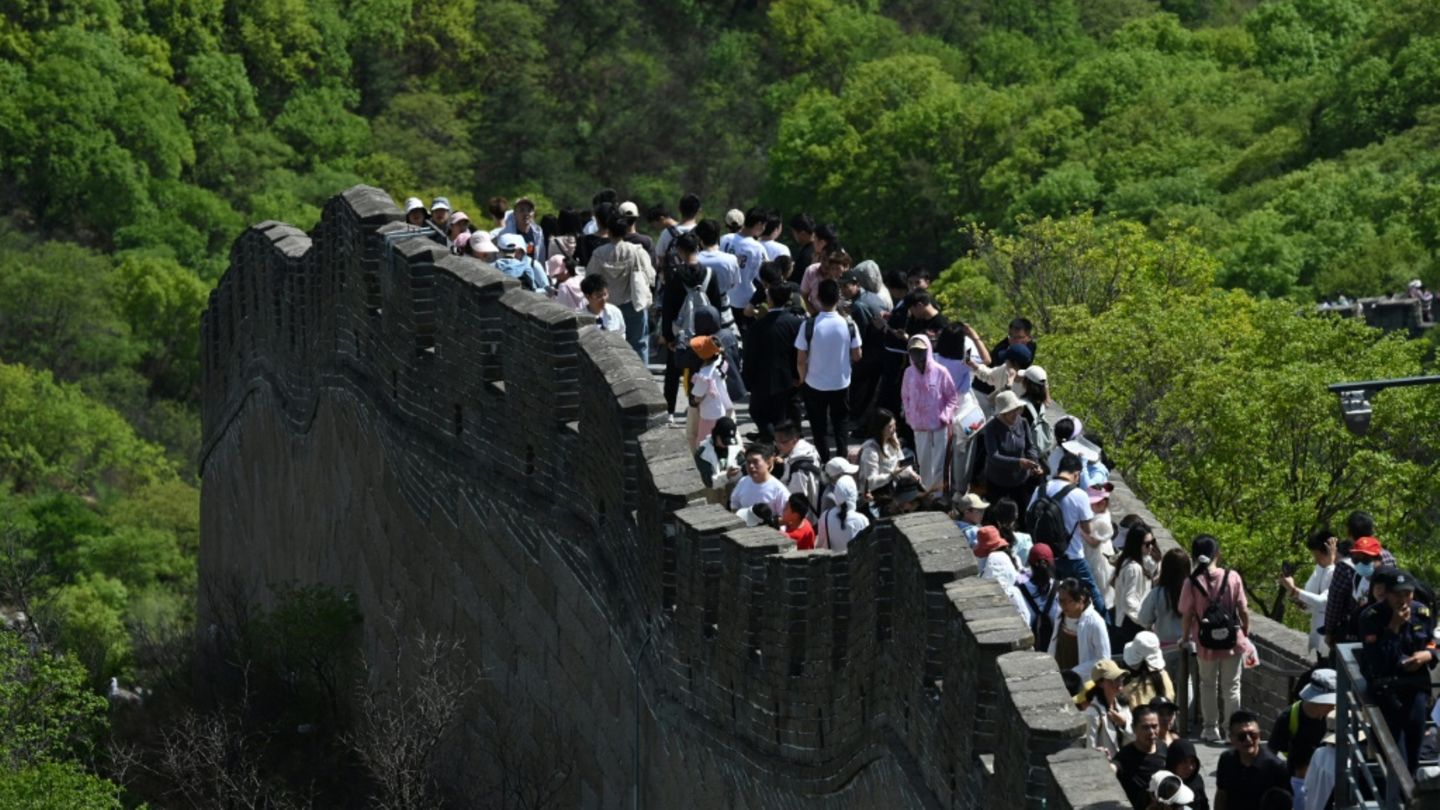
[200,186,1128,808]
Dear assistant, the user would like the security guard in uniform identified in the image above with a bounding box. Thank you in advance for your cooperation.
[1358,567,1436,773]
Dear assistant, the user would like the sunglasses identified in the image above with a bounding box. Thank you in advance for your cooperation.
[1232,730,1259,741]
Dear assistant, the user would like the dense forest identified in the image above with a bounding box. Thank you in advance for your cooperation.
[1,0,1438,805]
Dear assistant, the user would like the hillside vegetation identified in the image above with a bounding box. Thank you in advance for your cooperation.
[1,0,1438,804]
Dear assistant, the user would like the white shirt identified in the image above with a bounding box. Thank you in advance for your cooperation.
[794,311,861,391]
[691,360,732,420]
[1029,479,1095,560]
[729,475,788,515]
[817,506,869,552]
[1294,562,1335,656]
[1114,559,1152,627]
[587,304,627,339]
[697,249,741,308]
[980,551,1033,627]
[725,235,768,301]
[1048,605,1111,677]
[1303,746,1335,810]
[762,239,791,260]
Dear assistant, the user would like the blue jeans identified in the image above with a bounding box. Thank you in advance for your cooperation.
[1055,554,1107,617]
[620,302,649,365]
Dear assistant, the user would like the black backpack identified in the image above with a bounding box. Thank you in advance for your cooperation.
[1026,481,1077,556]
[1194,569,1239,651]
[659,225,685,279]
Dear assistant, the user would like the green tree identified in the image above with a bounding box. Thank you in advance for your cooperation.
[44,573,133,680]
[0,630,108,768]
[0,762,126,810]
[0,362,173,493]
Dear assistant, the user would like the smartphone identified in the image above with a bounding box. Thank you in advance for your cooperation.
[1281,561,1295,577]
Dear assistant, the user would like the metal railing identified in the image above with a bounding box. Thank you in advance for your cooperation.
[1336,642,1416,809]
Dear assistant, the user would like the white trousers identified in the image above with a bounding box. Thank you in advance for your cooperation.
[914,428,949,491]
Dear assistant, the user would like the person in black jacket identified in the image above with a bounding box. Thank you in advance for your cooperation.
[660,232,726,421]
[744,283,804,442]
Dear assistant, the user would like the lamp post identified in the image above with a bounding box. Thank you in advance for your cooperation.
[1327,375,1440,436]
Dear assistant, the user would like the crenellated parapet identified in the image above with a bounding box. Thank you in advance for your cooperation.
[200,186,1136,808]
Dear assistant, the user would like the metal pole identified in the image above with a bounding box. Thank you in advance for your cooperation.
[1337,644,1353,807]
[1327,375,1440,394]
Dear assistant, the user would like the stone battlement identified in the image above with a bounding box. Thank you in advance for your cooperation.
[199,186,1303,807]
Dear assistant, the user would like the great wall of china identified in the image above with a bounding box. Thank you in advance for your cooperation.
[199,186,1314,808]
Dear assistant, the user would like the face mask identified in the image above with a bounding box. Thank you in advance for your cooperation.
[1143,557,1159,577]
[1062,615,1081,631]
[1355,561,1375,579]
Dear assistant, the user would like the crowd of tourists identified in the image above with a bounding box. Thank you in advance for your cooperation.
[402,190,1438,809]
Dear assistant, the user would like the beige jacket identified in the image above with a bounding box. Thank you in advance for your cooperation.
[587,240,655,309]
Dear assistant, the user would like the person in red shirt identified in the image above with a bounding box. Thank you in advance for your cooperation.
[781,493,817,550]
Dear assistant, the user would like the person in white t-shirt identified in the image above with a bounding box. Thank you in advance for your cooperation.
[1279,529,1338,659]
[724,209,769,317]
[760,214,791,261]
[580,274,626,339]
[687,335,734,452]
[794,278,862,462]
[730,444,789,516]
[1029,454,1106,616]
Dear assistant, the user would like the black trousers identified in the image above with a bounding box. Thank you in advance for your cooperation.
[803,385,850,462]
[749,389,800,441]
[663,346,683,414]
[1377,686,1429,773]
[847,349,882,428]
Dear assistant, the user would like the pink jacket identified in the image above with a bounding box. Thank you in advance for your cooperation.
[901,334,959,431]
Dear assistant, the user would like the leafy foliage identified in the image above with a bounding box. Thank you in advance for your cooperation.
[0,631,108,769]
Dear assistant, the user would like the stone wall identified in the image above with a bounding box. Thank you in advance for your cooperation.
[200,186,1128,807]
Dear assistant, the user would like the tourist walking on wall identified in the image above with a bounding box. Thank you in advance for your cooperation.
[1083,658,1133,759]
[1030,453,1107,616]
[981,391,1043,507]
[729,444,789,516]
[901,333,958,491]
[743,283,803,442]
[587,208,656,362]
[1323,511,1393,652]
[1114,704,1167,810]
[794,279,861,461]
[1139,548,1191,681]
[1113,523,1158,648]
[687,336,734,452]
[1121,631,1175,709]
[1278,529,1337,660]
[1214,711,1290,810]
[1179,535,1250,742]
[694,417,741,494]
[1050,577,1111,677]
[816,476,869,553]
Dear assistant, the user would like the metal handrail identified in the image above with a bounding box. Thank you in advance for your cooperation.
[1336,642,1417,809]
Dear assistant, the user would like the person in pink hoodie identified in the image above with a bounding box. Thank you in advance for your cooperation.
[901,334,958,492]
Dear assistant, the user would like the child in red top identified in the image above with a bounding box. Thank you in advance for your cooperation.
[781,493,817,550]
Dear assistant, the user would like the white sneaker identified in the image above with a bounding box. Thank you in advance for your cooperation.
[1200,726,1223,743]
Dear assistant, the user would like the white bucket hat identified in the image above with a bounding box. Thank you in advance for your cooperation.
[1123,631,1166,671]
